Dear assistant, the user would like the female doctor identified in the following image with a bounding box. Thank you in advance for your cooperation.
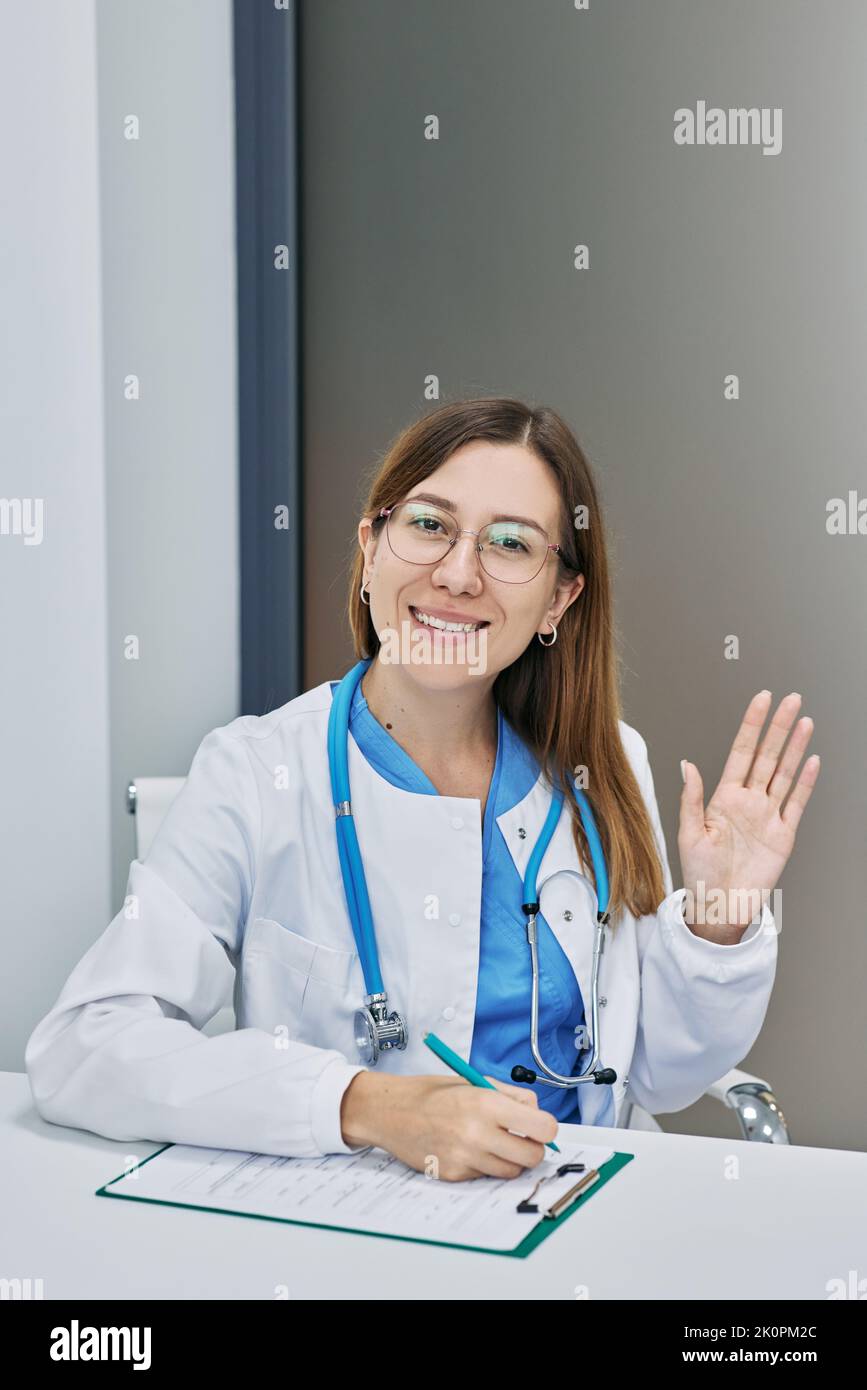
[26,397,819,1182]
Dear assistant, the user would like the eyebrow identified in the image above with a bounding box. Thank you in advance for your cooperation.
[404,491,546,532]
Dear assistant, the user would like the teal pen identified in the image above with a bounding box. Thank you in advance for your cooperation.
[423,1030,560,1153]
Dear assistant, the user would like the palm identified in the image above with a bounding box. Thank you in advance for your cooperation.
[678,691,820,935]
[681,782,794,897]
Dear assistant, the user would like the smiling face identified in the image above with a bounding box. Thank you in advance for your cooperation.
[357,440,586,689]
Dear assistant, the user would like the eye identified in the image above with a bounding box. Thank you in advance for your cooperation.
[487,525,530,554]
[408,511,447,535]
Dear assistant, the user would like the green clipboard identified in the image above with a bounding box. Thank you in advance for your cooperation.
[96,1146,634,1260]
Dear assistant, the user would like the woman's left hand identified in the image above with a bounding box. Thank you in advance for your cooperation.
[678,690,820,944]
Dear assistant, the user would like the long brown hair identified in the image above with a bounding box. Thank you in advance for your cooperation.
[346,397,666,924]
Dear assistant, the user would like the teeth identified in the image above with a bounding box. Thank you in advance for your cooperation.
[411,607,484,633]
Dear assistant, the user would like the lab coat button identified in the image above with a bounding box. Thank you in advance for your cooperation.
[448,913,461,926]
[599,996,607,1007]
[563,909,573,921]
[450,816,464,830]
[441,1006,456,1021]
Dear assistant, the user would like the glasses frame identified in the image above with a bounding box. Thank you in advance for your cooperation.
[378,501,561,585]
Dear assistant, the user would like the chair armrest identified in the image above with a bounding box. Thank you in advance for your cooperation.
[705,1067,770,1103]
[705,1068,790,1144]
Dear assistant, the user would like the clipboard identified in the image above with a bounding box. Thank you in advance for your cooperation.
[96,1146,634,1259]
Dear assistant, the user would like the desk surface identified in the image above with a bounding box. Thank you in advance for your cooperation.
[3,1072,864,1300]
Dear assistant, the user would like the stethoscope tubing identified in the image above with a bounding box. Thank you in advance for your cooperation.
[328,658,384,996]
[528,916,606,1087]
[524,778,611,1087]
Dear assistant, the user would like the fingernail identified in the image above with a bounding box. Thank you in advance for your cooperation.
[680,759,687,782]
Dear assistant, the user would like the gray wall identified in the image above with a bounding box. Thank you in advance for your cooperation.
[0,0,110,1074]
[95,0,240,909]
[301,0,866,1148]
[1,0,239,1069]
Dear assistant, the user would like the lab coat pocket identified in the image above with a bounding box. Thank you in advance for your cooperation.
[239,916,361,1057]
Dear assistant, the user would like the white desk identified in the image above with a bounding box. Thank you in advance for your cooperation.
[2,1072,864,1300]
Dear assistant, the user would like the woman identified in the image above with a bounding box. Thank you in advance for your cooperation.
[25,397,819,1182]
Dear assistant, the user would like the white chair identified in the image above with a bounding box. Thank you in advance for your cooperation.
[127,776,790,1143]
[127,776,236,1040]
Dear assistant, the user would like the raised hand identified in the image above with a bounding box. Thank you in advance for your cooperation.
[678,691,820,944]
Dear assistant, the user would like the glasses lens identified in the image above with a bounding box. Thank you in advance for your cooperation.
[386,502,455,563]
[385,502,552,582]
[479,521,549,582]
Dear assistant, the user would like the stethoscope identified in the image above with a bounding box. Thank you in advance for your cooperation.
[328,658,617,1091]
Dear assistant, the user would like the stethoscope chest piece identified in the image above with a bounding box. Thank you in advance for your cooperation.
[354,993,408,1065]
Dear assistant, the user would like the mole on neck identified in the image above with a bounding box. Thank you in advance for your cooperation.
[361,660,498,774]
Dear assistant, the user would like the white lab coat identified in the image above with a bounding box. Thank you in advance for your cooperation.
[25,679,778,1159]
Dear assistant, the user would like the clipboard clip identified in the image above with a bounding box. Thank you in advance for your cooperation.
[516,1160,591,1215]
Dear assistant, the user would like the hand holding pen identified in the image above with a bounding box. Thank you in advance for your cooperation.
[423,1031,561,1154]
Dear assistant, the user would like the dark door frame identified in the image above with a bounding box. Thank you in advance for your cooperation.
[233,0,302,715]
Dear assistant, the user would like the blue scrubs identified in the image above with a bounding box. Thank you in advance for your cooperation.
[333,678,614,1128]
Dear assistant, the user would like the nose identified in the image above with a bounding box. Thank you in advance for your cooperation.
[430,528,485,592]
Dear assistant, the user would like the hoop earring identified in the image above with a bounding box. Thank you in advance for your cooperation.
[537,620,557,647]
[360,579,371,607]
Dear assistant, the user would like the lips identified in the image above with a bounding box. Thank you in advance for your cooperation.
[408,605,491,632]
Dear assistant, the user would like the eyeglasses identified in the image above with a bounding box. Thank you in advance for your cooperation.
[378,500,560,584]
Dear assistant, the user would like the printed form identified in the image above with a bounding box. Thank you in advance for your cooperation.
[101,1140,616,1250]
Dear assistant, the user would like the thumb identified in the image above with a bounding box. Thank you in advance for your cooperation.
[679,759,705,839]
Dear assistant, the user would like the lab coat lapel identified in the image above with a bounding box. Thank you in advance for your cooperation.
[340,702,483,1073]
